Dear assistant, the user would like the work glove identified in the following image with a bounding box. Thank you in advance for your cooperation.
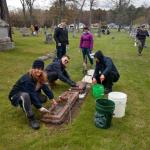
[39,107,49,113]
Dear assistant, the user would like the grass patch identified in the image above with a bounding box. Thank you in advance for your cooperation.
[0,30,150,150]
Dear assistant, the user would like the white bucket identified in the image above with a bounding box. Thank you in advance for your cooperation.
[82,75,92,83]
[108,92,127,118]
[87,69,94,76]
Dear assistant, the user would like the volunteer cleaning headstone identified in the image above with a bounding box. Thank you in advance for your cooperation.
[92,50,120,94]
[8,59,57,130]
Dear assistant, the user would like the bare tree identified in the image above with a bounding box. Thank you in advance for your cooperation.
[111,0,132,31]
[20,0,27,25]
[89,0,96,30]
[25,0,36,25]
[76,0,86,32]
[0,0,12,41]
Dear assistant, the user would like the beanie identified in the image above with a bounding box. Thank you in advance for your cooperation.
[32,59,44,70]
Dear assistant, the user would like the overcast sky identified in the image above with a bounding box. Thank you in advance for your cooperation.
[6,0,150,10]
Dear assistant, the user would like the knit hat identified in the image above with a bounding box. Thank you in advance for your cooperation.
[32,59,44,70]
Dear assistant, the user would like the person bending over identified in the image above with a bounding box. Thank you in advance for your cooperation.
[92,51,120,94]
[8,59,57,130]
[45,55,76,87]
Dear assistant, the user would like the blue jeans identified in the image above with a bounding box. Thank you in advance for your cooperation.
[82,48,93,65]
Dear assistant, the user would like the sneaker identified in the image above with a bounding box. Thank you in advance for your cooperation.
[28,117,40,130]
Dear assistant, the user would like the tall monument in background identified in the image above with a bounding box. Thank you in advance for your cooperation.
[0,0,14,51]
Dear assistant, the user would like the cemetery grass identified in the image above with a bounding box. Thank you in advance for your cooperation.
[0,30,150,150]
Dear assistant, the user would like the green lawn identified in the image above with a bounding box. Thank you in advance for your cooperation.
[0,29,150,150]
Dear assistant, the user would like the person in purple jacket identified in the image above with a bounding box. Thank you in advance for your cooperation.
[80,27,94,70]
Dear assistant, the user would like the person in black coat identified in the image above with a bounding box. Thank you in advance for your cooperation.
[45,55,76,87]
[92,51,120,94]
[54,19,69,59]
[8,60,57,130]
[136,25,149,56]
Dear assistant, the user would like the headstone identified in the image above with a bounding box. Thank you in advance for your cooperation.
[0,19,14,51]
[45,33,53,44]
[20,27,30,36]
[41,82,90,124]
[38,52,55,61]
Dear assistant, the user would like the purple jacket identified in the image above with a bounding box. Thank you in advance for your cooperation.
[80,32,93,50]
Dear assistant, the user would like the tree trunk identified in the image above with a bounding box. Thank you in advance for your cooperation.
[97,21,101,37]
[0,0,9,22]
[72,19,76,38]
[0,0,12,41]
[77,0,86,32]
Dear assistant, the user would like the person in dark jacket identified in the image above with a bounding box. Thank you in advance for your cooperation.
[54,19,69,59]
[136,25,149,56]
[45,55,76,87]
[92,51,120,94]
[8,59,57,130]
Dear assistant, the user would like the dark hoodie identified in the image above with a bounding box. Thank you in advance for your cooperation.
[8,73,54,108]
[93,51,120,78]
[45,60,76,86]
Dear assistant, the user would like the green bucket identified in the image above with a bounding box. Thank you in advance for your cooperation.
[95,99,115,129]
[92,84,104,99]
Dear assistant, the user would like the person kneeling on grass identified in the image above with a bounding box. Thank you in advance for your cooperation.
[45,55,77,87]
[92,50,120,94]
[8,59,57,130]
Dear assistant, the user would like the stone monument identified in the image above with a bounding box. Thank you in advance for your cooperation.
[0,19,14,51]
[45,33,53,44]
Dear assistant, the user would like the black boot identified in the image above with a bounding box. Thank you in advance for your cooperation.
[28,116,40,130]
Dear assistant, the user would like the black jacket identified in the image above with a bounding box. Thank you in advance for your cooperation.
[8,73,54,108]
[45,60,75,86]
[136,29,149,40]
[93,56,119,78]
[54,27,69,45]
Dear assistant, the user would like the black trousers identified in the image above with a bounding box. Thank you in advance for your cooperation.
[137,39,145,54]
[95,71,119,89]
[47,71,58,83]
[11,92,47,119]
[56,44,66,59]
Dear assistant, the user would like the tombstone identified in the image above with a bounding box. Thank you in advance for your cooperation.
[38,52,55,61]
[45,33,53,44]
[0,19,14,51]
[20,27,30,37]
[41,82,90,124]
